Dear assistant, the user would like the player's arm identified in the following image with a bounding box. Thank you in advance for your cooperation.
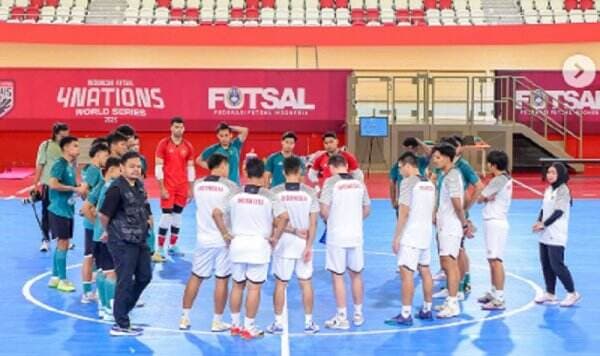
[196,147,210,170]
[187,159,195,200]
[230,125,249,142]
[212,207,233,242]
[415,137,432,156]
[389,169,398,209]
[362,184,371,219]
[392,204,410,254]
[465,180,485,211]
[81,201,96,225]
[99,186,120,230]
[271,211,289,246]
[447,172,471,236]
[477,176,504,204]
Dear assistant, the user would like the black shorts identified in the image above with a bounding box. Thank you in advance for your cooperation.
[49,212,73,240]
[84,228,94,256]
[93,242,115,271]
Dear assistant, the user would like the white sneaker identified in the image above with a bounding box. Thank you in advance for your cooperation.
[80,293,97,304]
[534,292,558,305]
[437,302,460,319]
[433,270,447,281]
[457,292,465,301]
[40,240,50,252]
[211,320,231,332]
[103,308,115,322]
[179,315,191,330]
[433,288,449,299]
[353,312,364,327]
[324,315,350,330]
[559,292,581,307]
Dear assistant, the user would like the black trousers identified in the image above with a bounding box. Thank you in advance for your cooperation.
[108,240,152,328]
[41,184,51,242]
[539,243,575,294]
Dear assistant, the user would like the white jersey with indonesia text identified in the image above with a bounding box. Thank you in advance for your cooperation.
[398,175,436,249]
[220,185,287,264]
[482,173,513,221]
[319,173,371,248]
[540,184,571,247]
[194,175,239,248]
[271,183,320,259]
[436,168,464,237]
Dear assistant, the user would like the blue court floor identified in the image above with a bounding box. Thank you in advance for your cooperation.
[1,198,599,355]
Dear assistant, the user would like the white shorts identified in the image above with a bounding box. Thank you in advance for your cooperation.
[272,256,313,281]
[231,263,269,284]
[484,219,509,260]
[437,234,461,259]
[192,247,231,279]
[397,245,431,271]
[326,245,364,274]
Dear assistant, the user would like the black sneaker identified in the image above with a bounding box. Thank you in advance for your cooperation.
[110,325,142,337]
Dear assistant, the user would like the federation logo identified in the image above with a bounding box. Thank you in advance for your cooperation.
[226,87,244,109]
[0,80,15,119]
[531,89,546,109]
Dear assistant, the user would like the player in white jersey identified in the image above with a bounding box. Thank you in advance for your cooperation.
[385,152,436,326]
[266,156,320,334]
[179,153,239,331]
[431,143,472,319]
[213,157,288,340]
[476,150,513,310]
[320,154,371,330]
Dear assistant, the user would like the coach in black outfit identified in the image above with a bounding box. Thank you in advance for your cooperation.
[99,151,153,337]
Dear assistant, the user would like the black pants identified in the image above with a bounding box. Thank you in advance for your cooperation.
[41,184,51,242]
[108,240,152,328]
[539,243,575,294]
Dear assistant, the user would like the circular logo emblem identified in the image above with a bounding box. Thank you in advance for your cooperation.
[562,54,596,88]
[532,89,546,109]
[226,87,244,109]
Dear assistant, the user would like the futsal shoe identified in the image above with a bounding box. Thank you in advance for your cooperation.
[157,247,167,259]
[482,299,506,311]
[304,321,320,334]
[416,309,434,321]
[477,292,495,304]
[265,321,284,334]
[353,312,365,327]
[433,288,449,299]
[48,277,60,288]
[103,308,115,322]
[559,292,582,307]
[168,245,184,257]
[324,315,350,330]
[437,303,460,319]
[534,292,558,305]
[179,316,191,330]
[80,292,97,304]
[457,292,465,301]
[57,280,76,293]
[211,320,231,332]
[230,325,243,336]
[240,326,265,340]
[384,313,413,326]
[151,251,166,263]
[110,325,142,337]
[40,240,50,253]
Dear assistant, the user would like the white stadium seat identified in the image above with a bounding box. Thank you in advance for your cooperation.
[440,8,456,25]
[456,8,471,25]
[187,0,200,8]
[426,8,441,25]
[569,9,584,23]
[553,8,568,23]
[583,9,598,23]
[336,7,350,25]
[523,9,539,24]
[538,8,553,23]
[153,6,169,24]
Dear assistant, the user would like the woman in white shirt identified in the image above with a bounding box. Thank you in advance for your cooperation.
[532,163,580,307]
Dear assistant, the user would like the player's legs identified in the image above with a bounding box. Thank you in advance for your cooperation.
[81,228,95,303]
[180,273,203,329]
[325,244,350,328]
[296,259,317,332]
[400,266,415,311]
[49,213,74,292]
[40,184,51,250]
[157,207,173,257]
[168,203,185,255]
[229,263,247,334]
[419,265,433,310]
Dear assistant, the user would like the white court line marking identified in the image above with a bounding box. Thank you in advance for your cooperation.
[281,288,290,356]
[16,185,35,195]
[22,250,544,340]
[1,196,16,200]
[512,178,544,197]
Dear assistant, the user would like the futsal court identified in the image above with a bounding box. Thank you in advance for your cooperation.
[1,174,598,356]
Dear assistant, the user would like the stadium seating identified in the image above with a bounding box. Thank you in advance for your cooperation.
[0,0,598,26]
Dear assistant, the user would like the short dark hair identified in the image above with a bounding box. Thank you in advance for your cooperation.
[322,131,337,141]
[282,131,298,142]
[52,122,69,140]
[171,117,184,126]
[399,151,418,167]
[103,157,121,176]
[115,124,136,138]
[487,150,509,171]
[452,135,464,146]
[245,157,265,178]
[207,153,229,170]
[440,136,459,148]
[107,132,128,146]
[120,151,141,165]
[432,143,456,161]
[402,137,419,149]
[59,136,78,150]
[327,154,347,168]
[216,122,231,133]
[91,137,108,147]
[133,134,139,140]
[283,156,302,175]
[89,143,109,158]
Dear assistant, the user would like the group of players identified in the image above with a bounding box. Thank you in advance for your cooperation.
[34,117,581,338]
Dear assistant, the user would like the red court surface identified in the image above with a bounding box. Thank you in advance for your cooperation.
[2,172,598,200]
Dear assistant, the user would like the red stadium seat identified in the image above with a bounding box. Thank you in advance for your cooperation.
[170,8,183,21]
[366,8,379,22]
[411,9,425,24]
[580,0,595,10]
[230,7,243,21]
[351,8,366,25]
[10,7,26,21]
[439,0,452,9]
[25,6,40,20]
[157,0,171,8]
[262,0,275,8]
[184,8,199,21]
[30,0,44,8]
[320,0,334,8]
[45,0,59,7]
[564,0,577,10]
[423,0,437,9]
[246,0,259,9]
[245,7,259,20]
[395,8,410,23]
[336,0,348,8]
